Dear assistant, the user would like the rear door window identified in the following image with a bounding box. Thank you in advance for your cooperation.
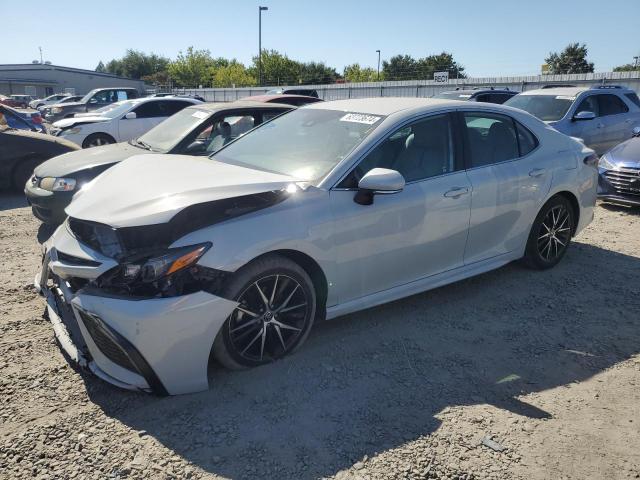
[597,94,629,116]
[463,113,519,167]
[159,100,193,116]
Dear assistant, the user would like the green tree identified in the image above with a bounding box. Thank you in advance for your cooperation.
[141,71,171,86]
[613,62,639,72]
[212,61,257,87]
[299,61,338,84]
[382,53,465,80]
[545,43,594,74]
[168,47,217,87]
[251,50,302,86]
[416,52,465,79]
[95,61,106,73]
[101,50,170,79]
[344,63,382,82]
[382,55,418,80]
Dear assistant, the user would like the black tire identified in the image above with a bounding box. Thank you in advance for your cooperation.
[12,157,41,191]
[523,195,574,270]
[82,133,116,149]
[213,254,317,370]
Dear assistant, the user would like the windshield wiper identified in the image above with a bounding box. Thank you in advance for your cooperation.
[131,138,155,151]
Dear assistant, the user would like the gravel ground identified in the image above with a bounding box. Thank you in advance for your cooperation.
[1,193,639,480]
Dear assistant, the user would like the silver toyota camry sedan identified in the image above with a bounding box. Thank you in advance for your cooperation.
[36,98,598,395]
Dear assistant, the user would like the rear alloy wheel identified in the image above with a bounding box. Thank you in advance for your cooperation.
[213,255,316,369]
[82,133,115,149]
[524,196,574,269]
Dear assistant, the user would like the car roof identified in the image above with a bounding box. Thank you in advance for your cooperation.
[441,89,514,94]
[519,85,634,97]
[244,94,320,102]
[303,97,459,116]
[184,100,295,112]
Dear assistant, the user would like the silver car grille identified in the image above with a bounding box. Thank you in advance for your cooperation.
[604,168,640,197]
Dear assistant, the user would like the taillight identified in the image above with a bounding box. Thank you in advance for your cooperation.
[583,154,598,167]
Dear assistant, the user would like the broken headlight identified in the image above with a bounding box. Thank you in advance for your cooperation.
[122,242,211,284]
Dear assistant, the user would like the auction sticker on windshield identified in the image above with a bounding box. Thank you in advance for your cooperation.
[192,110,209,119]
[340,113,381,125]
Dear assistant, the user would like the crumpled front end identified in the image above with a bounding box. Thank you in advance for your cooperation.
[36,223,238,395]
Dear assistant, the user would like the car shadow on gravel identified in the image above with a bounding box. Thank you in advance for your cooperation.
[83,241,640,479]
[0,192,28,212]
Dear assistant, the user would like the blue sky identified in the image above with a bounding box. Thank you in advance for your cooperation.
[1,0,638,77]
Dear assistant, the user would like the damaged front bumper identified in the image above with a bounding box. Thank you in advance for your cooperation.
[36,225,238,396]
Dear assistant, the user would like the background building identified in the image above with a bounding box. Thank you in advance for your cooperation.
[0,64,148,98]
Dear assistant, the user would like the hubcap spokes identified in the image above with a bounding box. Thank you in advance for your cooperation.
[228,274,308,362]
[537,205,571,261]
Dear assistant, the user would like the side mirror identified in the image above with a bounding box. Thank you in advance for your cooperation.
[354,168,405,205]
[632,126,640,137]
[573,111,596,121]
[124,112,137,120]
[184,140,205,154]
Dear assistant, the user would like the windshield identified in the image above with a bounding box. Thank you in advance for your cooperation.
[504,94,574,121]
[435,92,473,100]
[214,108,383,182]
[138,107,211,152]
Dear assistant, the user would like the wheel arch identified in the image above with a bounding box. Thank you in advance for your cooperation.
[82,132,116,148]
[248,249,328,321]
[553,190,580,236]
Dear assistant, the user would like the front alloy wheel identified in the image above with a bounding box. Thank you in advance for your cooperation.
[213,255,316,369]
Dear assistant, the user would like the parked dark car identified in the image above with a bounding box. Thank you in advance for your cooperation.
[0,112,79,190]
[25,100,294,224]
[150,93,207,102]
[244,94,323,107]
[597,126,640,207]
[266,87,319,98]
[435,87,517,104]
[1,105,46,132]
[42,87,140,122]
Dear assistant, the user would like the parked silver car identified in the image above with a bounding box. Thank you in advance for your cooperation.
[37,98,597,395]
[505,85,640,155]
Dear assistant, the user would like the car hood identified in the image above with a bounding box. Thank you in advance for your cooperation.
[606,136,640,168]
[34,142,147,177]
[53,116,110,128]
[66,154,298,227]
[50,101,84,109]
[2,127,79,150]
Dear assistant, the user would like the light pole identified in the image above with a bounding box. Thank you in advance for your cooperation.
[634,56,639,70]
[258,6,268,86]
[39,46,43,64]
[376,50,381,81]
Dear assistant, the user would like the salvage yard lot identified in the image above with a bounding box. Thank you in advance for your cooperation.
[1,194,639,480]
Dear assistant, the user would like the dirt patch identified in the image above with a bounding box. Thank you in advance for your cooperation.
[1,193,639,480]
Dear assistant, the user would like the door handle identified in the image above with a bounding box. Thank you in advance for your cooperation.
[529,168,546,178]
[444,187,469,198]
